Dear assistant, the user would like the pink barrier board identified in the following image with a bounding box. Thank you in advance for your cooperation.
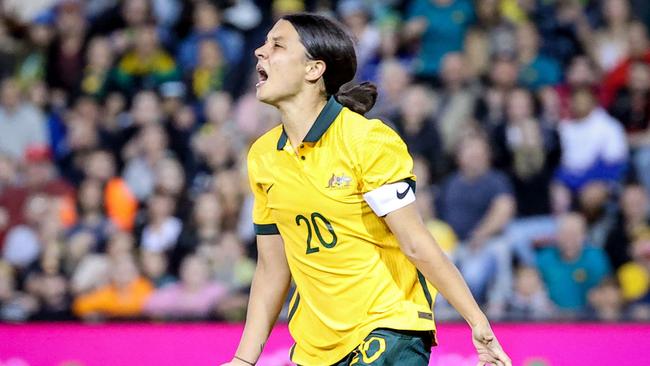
[1,323,649,366]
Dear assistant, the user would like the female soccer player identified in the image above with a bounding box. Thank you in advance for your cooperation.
[222,13,511,366]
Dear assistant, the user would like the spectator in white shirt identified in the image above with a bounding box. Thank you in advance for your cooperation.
[555,87,628,194]
[141,192,182,253]
[0,78,48,160]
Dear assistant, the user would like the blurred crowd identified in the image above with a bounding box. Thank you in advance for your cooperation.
[1,0,650,323]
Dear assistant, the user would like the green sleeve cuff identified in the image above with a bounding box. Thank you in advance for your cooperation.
[254,223,280,235]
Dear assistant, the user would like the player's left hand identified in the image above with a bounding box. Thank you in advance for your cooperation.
[471,322,511,366]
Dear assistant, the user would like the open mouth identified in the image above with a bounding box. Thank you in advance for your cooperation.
[256,65,268,87]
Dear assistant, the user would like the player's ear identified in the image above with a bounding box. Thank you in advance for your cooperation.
[305,60,326,82]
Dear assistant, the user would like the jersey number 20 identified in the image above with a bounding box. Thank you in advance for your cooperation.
[295,212,338,254]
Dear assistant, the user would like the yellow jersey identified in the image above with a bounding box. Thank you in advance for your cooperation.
[247,97,437,365]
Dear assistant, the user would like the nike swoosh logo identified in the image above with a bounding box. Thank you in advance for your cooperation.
[396,185,410,199]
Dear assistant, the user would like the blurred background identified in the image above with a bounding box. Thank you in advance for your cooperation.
[1,0,650,330]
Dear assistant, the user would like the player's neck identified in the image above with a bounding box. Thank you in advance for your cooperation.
[278,93,328,148]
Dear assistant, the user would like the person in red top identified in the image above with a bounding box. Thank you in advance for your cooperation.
[601,21,650,108]
[0,145,75,249]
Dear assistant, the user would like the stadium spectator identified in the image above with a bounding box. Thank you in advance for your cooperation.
[436,52,479,157]
[0,260,37,321]
[537,213,611,312]
[202,91,234,131]
[145,254,227,320]
[492,88,561,267]
[371,60,411,120]
[0,17,21,80]
[140,192,182,253]
[392,85,443,181]
[140,248,175,288]
[189,39,227,100]
[15,14,54,89]
[492,88,561,217]
[196,230,252,321]
[208,231,254,293]
[609,61,650,193]
[605,183,650,270]
[130,90,165,127]
[437,134,515,306]
[73,254,153,320]
[503,266,555,321]
[404,0,474,81]
[69,179,111,248]
[59,110,102,176]
[586,0,632,73]
[198,91,239,156]
[465,0,512,76]
[555,55,601,120]
[212,169,246,231]
[172,192,222,275]
[555,87,628,194]
[527,0,589,66]
[89,0,154,53]
[0,78,48,160]
[413,157,458,256]
[192,125,237,184]
[601,20,650,107]
[79,36,115,99]
[177,0,243,74]
[587,278,625,321]
[0,153,17,194]
[474,56,519,130]
[114,23,180,96]
[24,243,73,320]
[65,229,98,275]
[106,230,136,259]
[69,231,132,298]
[358,18,415,84]
[159,81,187,121]
[516,21,561,90]
[616,230,650,320]
[153,157,191,219]
[2,194,49,269]
[45,0,88,101]
[0,145,75,244]
[338,0,380,79]
[123,124,170,201]
[83,150,138,232]
[70,253,109,296]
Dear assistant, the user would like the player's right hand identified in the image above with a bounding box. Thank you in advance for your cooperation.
[471,322,512,366]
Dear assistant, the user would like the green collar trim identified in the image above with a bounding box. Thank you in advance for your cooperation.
[276,96,343,150]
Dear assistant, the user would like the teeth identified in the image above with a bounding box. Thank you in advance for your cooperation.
[255,65,268,88]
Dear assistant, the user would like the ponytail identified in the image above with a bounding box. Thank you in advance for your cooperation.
[334,82,378,115]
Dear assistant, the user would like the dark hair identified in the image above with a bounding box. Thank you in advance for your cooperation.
[282,13,377,115]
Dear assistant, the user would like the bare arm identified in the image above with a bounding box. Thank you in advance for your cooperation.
[385,204,486,327]
[471,195,516,243]
[402,17,428,41]
[384,203,511,366]
[225,234,291,365]
[628,130,650,147]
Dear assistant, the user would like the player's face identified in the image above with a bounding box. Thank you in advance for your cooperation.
[254,20,310,105]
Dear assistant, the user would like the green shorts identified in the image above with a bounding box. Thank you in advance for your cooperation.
[330,328,433,366]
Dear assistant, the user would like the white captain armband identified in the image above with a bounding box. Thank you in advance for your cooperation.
[363,180,415,217]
